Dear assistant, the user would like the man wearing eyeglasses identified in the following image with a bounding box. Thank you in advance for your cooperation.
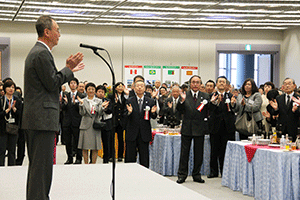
[176,75,217,184]
[22,15,85,200]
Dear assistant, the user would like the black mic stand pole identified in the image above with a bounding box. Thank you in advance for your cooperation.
[91,49,116,200]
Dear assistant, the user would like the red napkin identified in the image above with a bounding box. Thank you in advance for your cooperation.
[150,132,157,145]
[244,144,259,162]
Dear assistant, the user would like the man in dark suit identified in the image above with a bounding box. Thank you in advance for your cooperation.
[125,80,157,168]
[176,75,216,184]
[163,86,182,127]
[62,77,86,164]
[208,76,236,178]
[22,15,84,200]
[269,78,300,141]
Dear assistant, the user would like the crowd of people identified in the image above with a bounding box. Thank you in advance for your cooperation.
[2,75,300,171]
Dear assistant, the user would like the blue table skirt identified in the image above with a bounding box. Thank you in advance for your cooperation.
[222,141,300,200]
[149,134,211,176]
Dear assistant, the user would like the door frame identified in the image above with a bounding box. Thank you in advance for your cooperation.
[216,44,280,87]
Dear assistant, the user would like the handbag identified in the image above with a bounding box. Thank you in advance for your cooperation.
[2,96,19,135]
[6,123,19,135]
[93,115,106,130]
[235,108,258,136]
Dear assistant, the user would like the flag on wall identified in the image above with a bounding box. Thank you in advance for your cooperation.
[149,70,156,75]
[130,69,137,74]
[168,70,175,75]
[186,71,193,75]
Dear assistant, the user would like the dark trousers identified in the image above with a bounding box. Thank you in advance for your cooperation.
[210,120,234,176]
[25,130,55,200]
[116,124,124,159]
[101,129,112,162]
[63,126,82,161]
[0,132,18,166]
[16,129,26,165]
[178,135,204,179]
[125,133,149,168]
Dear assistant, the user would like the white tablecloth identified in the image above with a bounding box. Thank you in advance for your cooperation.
[149,134,210,176]
[222,141,300,200]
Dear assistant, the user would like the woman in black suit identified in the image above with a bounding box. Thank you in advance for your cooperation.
[0,80,22,166]
[110,82,127,162]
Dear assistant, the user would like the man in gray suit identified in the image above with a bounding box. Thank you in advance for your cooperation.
[22,15,84,200]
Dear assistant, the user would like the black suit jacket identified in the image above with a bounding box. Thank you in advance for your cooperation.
[124,96,157,142]
[177,90,213,136]
[62,91,86,128]
[0,95,22,135]
[163,97,182,127]
[270,93,300,139]
[208,92,236,134]
[108,93,126,128]
[99,97,113,131]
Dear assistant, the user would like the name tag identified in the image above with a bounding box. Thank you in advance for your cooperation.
[248,99,254,105]
[8,118,15,123]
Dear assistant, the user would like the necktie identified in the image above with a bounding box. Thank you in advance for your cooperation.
[193,93,197,103]
[72,93,75,104]
[287,95,290,106]
[138,98,142,112]
[173,99,177,113]
[221,94,224,102]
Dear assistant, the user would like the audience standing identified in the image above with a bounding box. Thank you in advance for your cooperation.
[78,83,104,164]
[0,80,22,166]
[124,80,157,168]
[62,78,86,165]
[232,78,263,140]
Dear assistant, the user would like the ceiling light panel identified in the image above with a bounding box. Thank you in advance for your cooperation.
[1,0,299,30]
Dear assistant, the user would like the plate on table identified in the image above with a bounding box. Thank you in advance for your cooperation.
[241,140,251,143]
[268,144,280,148]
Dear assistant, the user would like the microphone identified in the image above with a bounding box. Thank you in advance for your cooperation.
[79,43,105,51]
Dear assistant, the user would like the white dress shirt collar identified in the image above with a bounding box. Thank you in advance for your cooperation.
[190,90,199,98]
[37,40,51,53]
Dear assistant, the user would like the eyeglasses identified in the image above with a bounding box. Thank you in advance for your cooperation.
[191,81,201,85]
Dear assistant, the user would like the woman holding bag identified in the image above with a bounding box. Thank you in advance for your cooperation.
[0,80,22,166]
[232,78,263,140]
[77,82,104,164]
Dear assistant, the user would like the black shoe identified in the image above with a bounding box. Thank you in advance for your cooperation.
[207,174,218,178]
[117,158,123,162]
[64,159,73,165]
[103,159,109,164]
[109,158,113,162]
[193,177,205,183]
[176,177,186,184]
[74,159,82,164]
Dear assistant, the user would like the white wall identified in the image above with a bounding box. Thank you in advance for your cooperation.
[282,27,300,86]
[0,21,284,89]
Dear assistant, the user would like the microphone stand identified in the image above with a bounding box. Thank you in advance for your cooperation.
[91,49,116,200]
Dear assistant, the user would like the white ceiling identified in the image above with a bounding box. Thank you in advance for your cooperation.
[1,0,300,30]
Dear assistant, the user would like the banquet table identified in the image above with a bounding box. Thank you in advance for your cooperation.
[222,141,300,200]
[149,133,211,176]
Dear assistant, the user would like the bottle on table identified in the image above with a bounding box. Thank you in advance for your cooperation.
[280,135,286,150]
[285,134,290,150]
[272,130,277,144]
[252,134,256,145]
